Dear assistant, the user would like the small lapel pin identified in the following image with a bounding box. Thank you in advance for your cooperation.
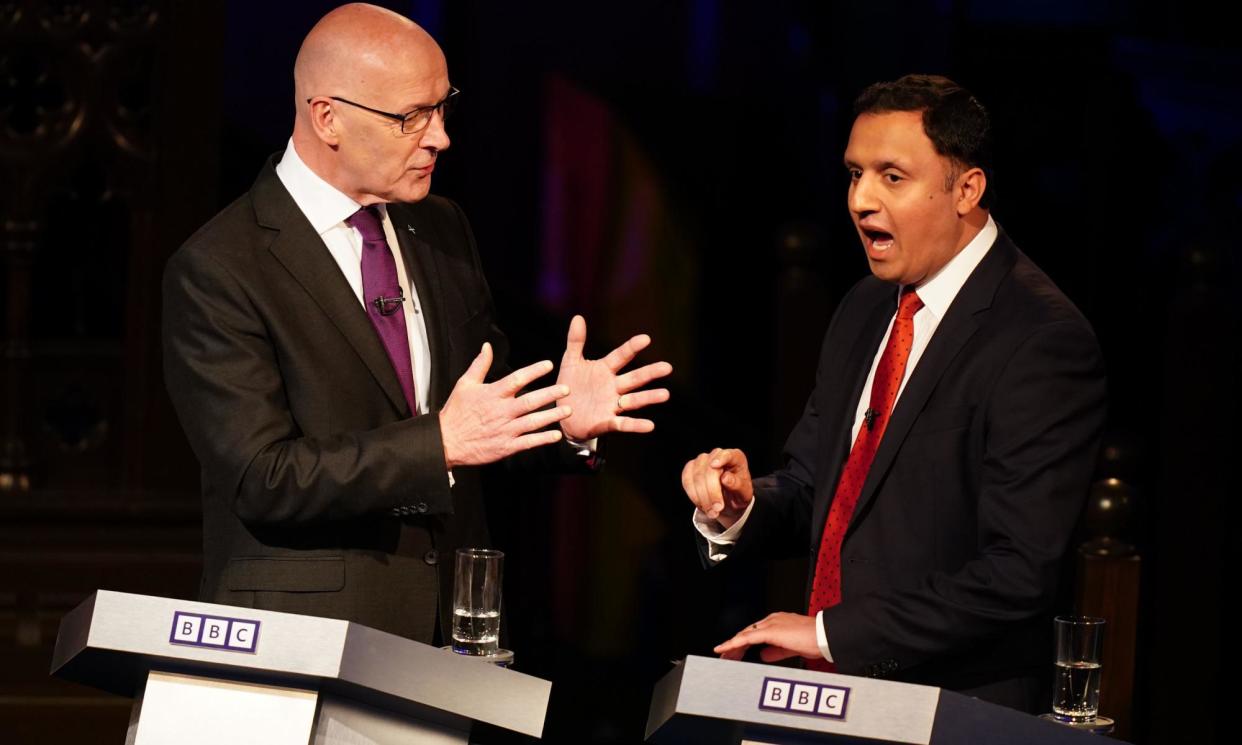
[406,225,417,235]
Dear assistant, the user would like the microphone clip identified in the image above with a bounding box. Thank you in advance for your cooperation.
[373,291,406,316]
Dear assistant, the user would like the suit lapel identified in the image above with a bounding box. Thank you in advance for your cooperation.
[809,290,896,544]
[844,233,1019,535]
[251,159,410,416]
[389,204,451,409]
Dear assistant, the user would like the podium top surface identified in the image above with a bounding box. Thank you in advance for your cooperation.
[647,655,940,744]
[51,590,550,738]
[645,655,1125,745]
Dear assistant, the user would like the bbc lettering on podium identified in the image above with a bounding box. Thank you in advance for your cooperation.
[169,611,261,653]
[759,677,850,720]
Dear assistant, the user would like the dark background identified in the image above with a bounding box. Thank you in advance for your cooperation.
[1,1,1234,743]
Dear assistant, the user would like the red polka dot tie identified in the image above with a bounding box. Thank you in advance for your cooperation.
[806,289,923,672]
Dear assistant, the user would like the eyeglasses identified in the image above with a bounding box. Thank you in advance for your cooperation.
[307,87,460,135]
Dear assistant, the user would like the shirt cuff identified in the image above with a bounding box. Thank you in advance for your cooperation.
[815,609,834,663]
[564,435,598,455]
[690,498,756,562]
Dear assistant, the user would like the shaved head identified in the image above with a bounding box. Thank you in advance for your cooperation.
[291,3,452,205]
[294,4,441,116]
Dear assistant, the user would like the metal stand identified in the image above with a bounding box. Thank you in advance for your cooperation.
[1039,713,1117,735]
[441,645,515,668]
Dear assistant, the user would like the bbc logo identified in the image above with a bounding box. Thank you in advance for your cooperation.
[758,677,849,720]
[169,611,260,653]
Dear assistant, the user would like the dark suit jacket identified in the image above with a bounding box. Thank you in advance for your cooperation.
[708,230,1106,711]
[163,156,587,642]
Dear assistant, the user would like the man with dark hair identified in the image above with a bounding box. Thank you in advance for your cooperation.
[853,74,996,210]
[682,74,1105,711]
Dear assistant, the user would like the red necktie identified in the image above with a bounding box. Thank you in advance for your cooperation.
[806,289,923,672]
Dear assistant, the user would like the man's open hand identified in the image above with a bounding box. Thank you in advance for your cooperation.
[439,343,572,468]
[555,315,672,441]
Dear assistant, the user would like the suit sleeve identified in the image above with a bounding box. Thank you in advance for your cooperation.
[821,320,1107,675]
[693,283,868,567]
[162,246,454,527]
[709,394,819,564]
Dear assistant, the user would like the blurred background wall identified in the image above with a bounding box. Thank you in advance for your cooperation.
[1,1,1235,742]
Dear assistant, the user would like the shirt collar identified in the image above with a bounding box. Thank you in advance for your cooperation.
[274,138,386,235]
[906,214,998,320]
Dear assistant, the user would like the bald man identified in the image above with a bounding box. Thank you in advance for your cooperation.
[162,3,671,642]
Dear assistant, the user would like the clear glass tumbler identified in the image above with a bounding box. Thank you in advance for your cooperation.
[451,548,503,656]
[1051,615,1105,723]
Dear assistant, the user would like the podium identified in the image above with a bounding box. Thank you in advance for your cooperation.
[51,590,551,744]
[646,655,1127,744]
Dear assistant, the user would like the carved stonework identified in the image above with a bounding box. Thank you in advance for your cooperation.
[0,1,163,495]
[1,2,217,740]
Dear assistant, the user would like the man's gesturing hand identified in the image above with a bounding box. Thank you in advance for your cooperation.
[681,448,754,529]
[555,315,673,441]
[439,342,572,469]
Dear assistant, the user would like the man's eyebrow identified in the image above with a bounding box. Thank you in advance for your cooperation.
[401,89,452,112]
[842,158,910,172]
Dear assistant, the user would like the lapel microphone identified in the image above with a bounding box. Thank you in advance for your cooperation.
[372,291,406,316]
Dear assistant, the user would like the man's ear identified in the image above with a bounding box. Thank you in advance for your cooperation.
[955,166,986,216]
[307,99,341,146]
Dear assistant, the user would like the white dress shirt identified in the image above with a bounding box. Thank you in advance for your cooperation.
[275,139,433,415]
[692,216,999,661]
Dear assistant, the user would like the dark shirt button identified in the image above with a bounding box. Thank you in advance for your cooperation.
[424,550,438,566]
[416,502,429,514]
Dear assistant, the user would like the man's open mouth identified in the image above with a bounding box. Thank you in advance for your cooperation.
[863,228,895,250]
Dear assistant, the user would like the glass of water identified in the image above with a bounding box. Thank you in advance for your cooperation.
[1052,615,1105,723]
[452,548,503,656]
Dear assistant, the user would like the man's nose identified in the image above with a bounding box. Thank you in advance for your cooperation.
[419,109,451,152]
[848,174,877,216]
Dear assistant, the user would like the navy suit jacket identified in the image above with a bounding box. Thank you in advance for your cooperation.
[708,230,1106,711]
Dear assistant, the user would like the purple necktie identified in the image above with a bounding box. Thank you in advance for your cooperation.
[346,205,417,414]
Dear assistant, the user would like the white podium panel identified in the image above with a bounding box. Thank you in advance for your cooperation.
[125,670,318,745]
[53,590,551,744]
